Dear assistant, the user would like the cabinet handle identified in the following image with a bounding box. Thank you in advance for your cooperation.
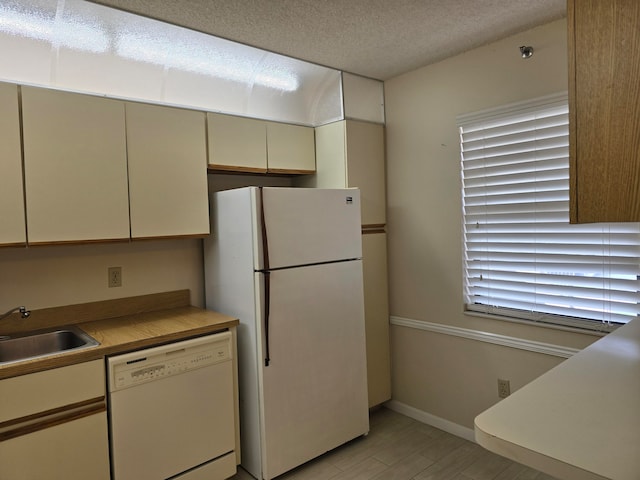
[0,397,106,442]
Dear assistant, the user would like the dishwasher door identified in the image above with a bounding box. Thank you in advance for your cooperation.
[108,332,236,480]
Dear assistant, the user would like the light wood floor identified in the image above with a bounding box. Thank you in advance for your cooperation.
[230,407,557,480]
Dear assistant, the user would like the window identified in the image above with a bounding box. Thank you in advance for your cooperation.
[459,93,640,332]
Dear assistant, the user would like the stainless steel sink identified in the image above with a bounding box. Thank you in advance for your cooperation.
[0,326,99,365]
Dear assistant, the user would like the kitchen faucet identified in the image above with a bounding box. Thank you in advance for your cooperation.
[0,305,31,321]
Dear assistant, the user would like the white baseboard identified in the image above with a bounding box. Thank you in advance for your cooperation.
[384,400,476,443]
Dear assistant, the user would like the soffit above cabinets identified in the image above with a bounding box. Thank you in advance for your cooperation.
[0,0,377,126]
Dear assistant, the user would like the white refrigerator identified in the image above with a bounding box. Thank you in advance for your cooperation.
[204,187,369,480]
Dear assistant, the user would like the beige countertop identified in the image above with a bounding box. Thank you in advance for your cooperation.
[475,318,640,480]
[0,291,238,380]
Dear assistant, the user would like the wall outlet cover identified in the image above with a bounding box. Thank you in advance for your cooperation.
[498,378,511,398]
[108,266,122,288]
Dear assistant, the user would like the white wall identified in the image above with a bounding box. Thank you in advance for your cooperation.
[384,19,599,430]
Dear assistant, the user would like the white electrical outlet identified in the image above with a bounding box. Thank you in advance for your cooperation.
[108,266,122,288]
[498,378,511,398]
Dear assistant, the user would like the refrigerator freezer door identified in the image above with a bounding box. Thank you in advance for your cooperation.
[257,260,369,480]
[259,187,362,269]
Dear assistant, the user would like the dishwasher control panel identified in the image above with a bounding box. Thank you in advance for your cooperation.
[108,331,232,391]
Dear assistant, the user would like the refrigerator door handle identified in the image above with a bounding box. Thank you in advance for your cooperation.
[260,187,272,367]
[259,187,270,270]
[264,271,271,367]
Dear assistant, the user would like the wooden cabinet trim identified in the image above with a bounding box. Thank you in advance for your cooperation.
[130,233,207,242]
[0,397,106,442]
[0,242,27,249]
[267,168,315,175]
[26,237,130,247]
[362,224,386,232]
[208,164,268,174]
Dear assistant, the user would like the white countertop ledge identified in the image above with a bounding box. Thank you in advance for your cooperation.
[474,318,640,480]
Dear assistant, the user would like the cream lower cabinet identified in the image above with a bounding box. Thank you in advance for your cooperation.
[126,102,209,238]
[0,360,110,480]
[21,87,130,244]
[362,231,392,407]
[0,82,26,246]
[0,412,110,480]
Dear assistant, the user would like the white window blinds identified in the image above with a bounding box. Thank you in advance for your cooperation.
[459,93,640,332]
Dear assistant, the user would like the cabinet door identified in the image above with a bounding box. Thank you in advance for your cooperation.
[362,232,391,407]
[207,112,267,173]
[0,360,105,422]
[127,102,209,238]
[21,87,129,243]
[345,120,386,226]
[569,0,640,222]
[0,360,110,480]
[266,122,316,173]
[0,82,26,246]
[296,121,346,189]
[0,411,110,480]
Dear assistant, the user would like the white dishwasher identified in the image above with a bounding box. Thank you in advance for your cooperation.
[107,331,236,480]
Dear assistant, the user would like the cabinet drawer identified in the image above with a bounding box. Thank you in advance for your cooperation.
[0,359,105,423]
[0,410,110,480]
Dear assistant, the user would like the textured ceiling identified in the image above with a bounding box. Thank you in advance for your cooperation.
[89,0,566,80]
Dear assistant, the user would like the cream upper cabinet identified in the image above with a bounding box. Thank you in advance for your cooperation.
[362,231,391,407]
[304,119,386,226]
[307,121,348,188]
[21,87,129,244]
[207,112,315,174]
[266,122,316,173]
[344,120,386,226]
[127,102,209,238]
[207,112,267,173]
[0,82,26,246]
[568,0,640,222]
